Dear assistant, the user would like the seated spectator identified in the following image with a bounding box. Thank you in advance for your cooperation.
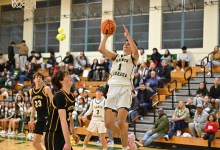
[31,52,43,71]
[75,52,86,76]
[18,63,34,86]
[135,108,169,148]
[127,90,140,127]
[146,62,158,81]
[87,58,99,81]
[45,51,56,69]
[137,83,153,120]
[157,60,171,88]
[189,104,209,137]
[173,46,190,72]
[133,70,141,89]
[27,51,36,63]
[185,98,196,118]
[11,63,22,81]
[138,62,148,84]
[203,114,218,149]
[137,48,147,68]
[206,46,220,76]
[151,48,161,67]
[62,51,74,71]
[193,82,209,106]
[96,58,109,81]
[146,71,158,93]
[209,78,220,112]
[4,73,14,90]
[0,53,6,72]
[161,49,171,67]
[0,72,6,88]
[0,88,8,99]
[203,96,213,114]
[164,100,189,140]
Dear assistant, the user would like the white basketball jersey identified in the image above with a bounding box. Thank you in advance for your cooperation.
[91,97,105,122]
[108,54,135,86]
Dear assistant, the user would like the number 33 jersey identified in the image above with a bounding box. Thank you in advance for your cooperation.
[31,85,50,122]
[108,54,135,86]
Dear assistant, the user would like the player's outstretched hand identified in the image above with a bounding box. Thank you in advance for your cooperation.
[123,24,130,38]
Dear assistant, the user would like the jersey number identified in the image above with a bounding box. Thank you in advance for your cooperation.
[118,63,122,70]
[34,100,42,108]
[96,110,99,115]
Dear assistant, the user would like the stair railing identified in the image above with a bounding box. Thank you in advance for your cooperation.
[168,80,177,110]
[200,56,208,85]
[184,67,192,95]
[207,52,214,77]
[150,92,159,123]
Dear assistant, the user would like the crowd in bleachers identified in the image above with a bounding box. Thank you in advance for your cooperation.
[0,41,220,149]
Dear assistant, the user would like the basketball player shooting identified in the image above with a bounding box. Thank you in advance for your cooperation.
[98,24,139,150]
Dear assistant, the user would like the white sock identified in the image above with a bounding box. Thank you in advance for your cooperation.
[122,147,127,150]
[82,145,87,149]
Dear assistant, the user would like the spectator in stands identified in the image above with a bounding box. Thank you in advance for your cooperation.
[157,60,171,88]
[18,63,34,86]
[203,114,218,150]
[7,95,24,135]
[203,96,213,114]
[45,51,56,69]
[1,102,15,134]
[0,53,6,72]
[193,82,209,106]
[62,51,74,70]
[15,40,29,71]
[151,48,161,67]
[81,89,92,105]
[0,72,6,88]
[27,51,36,63]
[17,101,32,136]
[76,97,88,127]
[146,62,158,80]
[209,78,220,112]
[75,52,87,76]
[127,90,140,127]
[206,46,220,76]
[185,98,196,118]
[4,73,14,90]
[137,48,147,68]
[135,108,169,148]
[0,101,6,120]
[80,51,90,67]
[11,63,22,81]
[87,58,99,81]
[8,42,16,70]
[161,49,171,67]
[96,58,109,81]
[138,62,148,84]
[0,88,8,99]
[137,83,153,120]
[189,104,209,137]
[173,46,190,72]
[164,100,189,140]
[31,52,43,71]
[146,71,158,93]
[133,70,141,89]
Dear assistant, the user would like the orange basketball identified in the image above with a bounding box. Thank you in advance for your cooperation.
[100,19,117,35]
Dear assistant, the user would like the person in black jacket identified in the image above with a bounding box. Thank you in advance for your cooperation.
[95,58,109,81]
[8,42,15,70]
[128,90,140,127]
[158,60,171,88]
[137,83,153,120]
[62,51,74,71]
[209,78,220,112]
[151,48,161,67]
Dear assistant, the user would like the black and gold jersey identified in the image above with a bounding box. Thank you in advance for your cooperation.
[46,89,75,133]
[31,85,50,122]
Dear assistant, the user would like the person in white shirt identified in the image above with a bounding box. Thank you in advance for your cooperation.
[137,48,147,67]
[173,46,190,72]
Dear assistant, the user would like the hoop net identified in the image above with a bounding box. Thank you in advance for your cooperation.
[12,0,36,11]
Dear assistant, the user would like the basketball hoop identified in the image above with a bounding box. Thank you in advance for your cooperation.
[12,0,36,11]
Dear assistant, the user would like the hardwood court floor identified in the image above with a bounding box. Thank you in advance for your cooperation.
[0,137,168,150]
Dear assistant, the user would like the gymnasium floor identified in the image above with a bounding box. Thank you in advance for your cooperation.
[0,137,167,150]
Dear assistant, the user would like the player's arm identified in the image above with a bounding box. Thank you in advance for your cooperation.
[69,115,79,144]
[82,101,93,121]
[98,34,117,61]
[59,109,71,149]
[45,86,54,103]
[29,89,35,122]
[123,25,139,65]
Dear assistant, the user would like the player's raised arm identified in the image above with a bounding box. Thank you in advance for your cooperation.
[123,25,139,64]
[98,34,117,61]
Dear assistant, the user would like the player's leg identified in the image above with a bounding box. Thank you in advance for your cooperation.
[104,109,120,134]
[100,133,107,149]
[33,134,44,150]
[82,132,93,149]
[117,108,129,148]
